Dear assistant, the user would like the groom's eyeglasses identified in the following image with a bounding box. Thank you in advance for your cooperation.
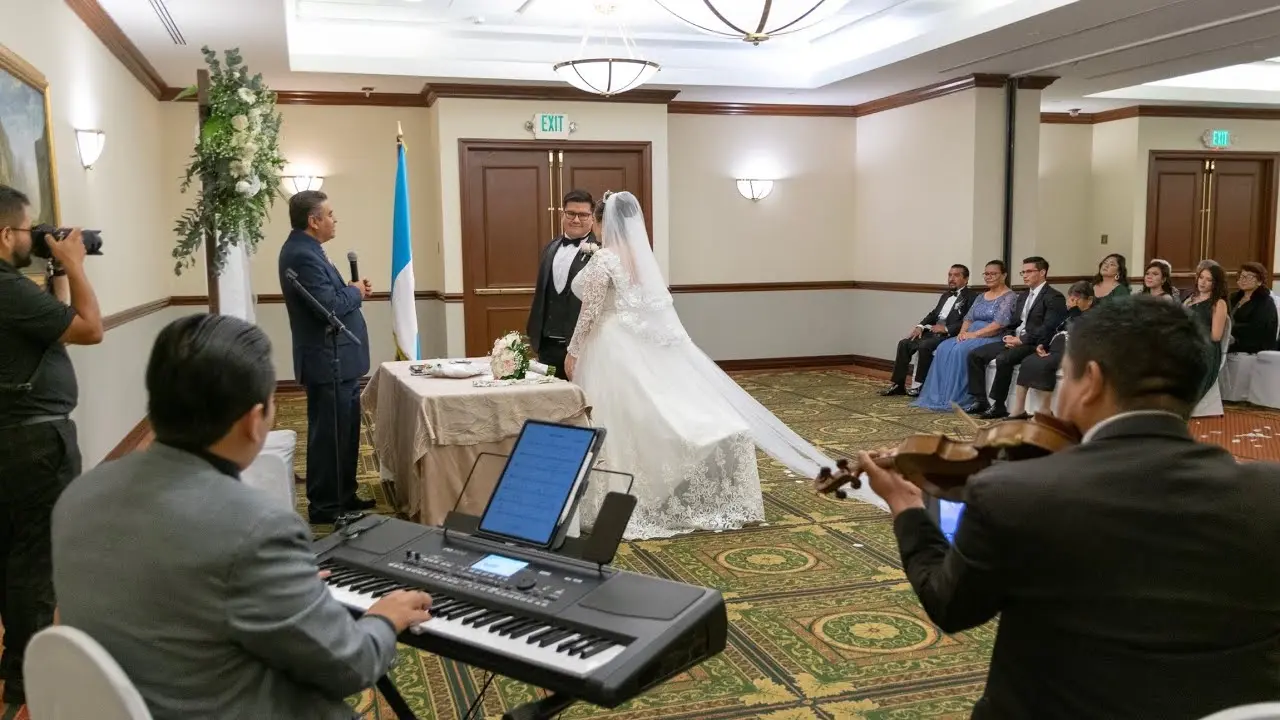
[562,211,593,221]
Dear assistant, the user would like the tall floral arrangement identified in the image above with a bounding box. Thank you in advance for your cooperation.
[171,47,286,275]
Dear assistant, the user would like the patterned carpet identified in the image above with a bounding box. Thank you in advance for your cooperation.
[281,369,1003,720]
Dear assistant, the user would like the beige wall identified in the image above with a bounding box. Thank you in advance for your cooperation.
[1037,123,1095,275]
[161,104,445,298]
[667,114,856,284]
[2,0,175,465]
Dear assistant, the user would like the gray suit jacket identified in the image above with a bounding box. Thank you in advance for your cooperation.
[52,444,399,719]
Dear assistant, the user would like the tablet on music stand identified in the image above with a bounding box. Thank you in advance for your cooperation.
[476,420,606,550]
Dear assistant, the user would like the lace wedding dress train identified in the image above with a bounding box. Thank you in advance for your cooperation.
[566,193,886,540]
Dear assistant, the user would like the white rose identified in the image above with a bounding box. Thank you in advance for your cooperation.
[249,107,263,120]
[238,88,256,104]
[235,180,252,194]
[243,141,260,157]
[231,115,249,132]
[229,160,244,177]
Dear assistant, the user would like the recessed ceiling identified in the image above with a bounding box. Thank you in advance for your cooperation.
[285,0,1076,90]
[1093,57,1280,104]
[92,0,1280,110]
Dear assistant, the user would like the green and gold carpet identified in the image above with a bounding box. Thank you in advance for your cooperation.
[276,369,996,720]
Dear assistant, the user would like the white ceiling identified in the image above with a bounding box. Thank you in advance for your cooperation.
[94,0,1280,109]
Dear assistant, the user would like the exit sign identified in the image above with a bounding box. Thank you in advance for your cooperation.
[531,113,571,140]
[1202,129,1233,149]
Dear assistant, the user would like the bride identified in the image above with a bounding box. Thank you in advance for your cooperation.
[565,191,886,540]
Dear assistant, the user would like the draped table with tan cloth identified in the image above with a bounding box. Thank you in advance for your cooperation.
[362,361,590,526]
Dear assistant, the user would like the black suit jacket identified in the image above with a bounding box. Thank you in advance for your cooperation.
[277,230,370,385]
[894,412,1280,720]
[1010,284,1067,347]
[526,233,594,352]
[920,287,978,337]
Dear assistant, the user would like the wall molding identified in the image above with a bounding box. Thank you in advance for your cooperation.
[1042,105,1280,125]
[424,83,680,106]
[103,297,171,330]
[65,0,167,100]
[849,354,895,373]
[715,355,858,372]
[668,101,856,118]
[670,280,858,293]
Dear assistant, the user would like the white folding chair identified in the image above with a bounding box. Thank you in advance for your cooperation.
[241,429,298,512]
[1199,703,1280,720]
[1193,317,1233,418]
[984,360,1019,407]
[24,626,152,720]
[1221,353,1256,402]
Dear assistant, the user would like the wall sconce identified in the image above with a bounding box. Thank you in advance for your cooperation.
[75,129,106,169]
[736,179,774,201]
[283,175,325,195]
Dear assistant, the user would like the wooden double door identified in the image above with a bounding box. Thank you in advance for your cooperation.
[1146,152,1277,283]
[460,140,652,356]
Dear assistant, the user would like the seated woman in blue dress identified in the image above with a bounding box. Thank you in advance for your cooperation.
[913,260,1016,411]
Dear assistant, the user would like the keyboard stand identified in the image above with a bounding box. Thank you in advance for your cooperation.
[376,675,418,719]
[502,692,577,720]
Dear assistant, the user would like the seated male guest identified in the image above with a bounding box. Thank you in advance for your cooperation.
[882,264,975,397]
[1007,280,1094,419]
[862,296,1280,720]
[52,315,433,720]
[966,256,1066,419]
[1228,262,1278,354]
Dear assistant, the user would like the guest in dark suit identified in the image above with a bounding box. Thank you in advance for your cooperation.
[277,191,374,525]
[527,189,596,379]
[1228,262,1278,354]
[862,296,1280,720]
[53,315,433,719]
[966,256,1066,419]
[882,264,976,397]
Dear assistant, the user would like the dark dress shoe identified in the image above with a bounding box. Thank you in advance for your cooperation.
[979,404,1009,420]
[344,496,377,511]
[880,384,907,396]
[965,401,990,415]
[906,387,921,397]
[1006,412,1031,421]
[308,509,339,525]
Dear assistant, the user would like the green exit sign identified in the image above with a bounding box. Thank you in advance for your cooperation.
[1202,129,1233,149]
[531,113,572,140]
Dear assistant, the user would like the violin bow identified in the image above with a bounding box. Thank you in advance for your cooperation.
[950,402,984,435]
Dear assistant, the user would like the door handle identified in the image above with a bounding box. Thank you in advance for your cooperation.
[474,287,536,296]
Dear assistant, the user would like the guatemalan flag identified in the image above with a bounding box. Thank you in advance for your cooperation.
[391,126,419,360]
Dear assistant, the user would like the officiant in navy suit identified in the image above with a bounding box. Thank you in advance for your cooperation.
[277,190,375,525]
[883,264,977,397]
[527,189,596,380]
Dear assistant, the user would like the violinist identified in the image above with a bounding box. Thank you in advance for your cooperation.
[862,296,1280,720]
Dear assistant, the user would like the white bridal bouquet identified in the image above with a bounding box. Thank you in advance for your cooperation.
[490,332,537,380]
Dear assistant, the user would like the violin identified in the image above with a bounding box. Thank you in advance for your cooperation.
[814,411,1081,502]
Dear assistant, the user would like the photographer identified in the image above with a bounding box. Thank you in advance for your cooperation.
[0,184,102,704]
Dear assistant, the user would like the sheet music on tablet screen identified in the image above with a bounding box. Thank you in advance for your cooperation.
[480,424,595,545]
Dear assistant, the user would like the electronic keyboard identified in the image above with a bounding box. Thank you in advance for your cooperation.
[314,515,727,708]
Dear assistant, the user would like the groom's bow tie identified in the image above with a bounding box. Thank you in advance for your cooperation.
[561,235,586,247]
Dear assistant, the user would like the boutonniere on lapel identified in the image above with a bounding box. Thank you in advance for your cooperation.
[580,241,601,256]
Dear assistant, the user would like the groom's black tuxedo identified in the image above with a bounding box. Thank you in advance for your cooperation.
[527,232,595,379]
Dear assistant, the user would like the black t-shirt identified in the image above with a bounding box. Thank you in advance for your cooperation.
[0,259,78,424]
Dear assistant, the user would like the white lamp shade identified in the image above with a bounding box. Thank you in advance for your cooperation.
[553,58,660,96]
[284,176,325,195]
[74,130,105,169]
[736,179,774,201]
[653,0,849,43]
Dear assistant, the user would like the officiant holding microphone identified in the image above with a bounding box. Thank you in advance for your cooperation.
[278,190,375,525]
[527,189,596,379]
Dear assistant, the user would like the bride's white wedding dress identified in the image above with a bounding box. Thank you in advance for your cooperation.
[567,192,886,540]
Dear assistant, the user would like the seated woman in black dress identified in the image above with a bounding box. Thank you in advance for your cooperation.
[1228,261,1278,354]
[1006,280,1095,420]
[1185,261,1230,393]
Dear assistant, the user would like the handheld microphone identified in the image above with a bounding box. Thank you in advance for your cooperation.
[347,251,359,283]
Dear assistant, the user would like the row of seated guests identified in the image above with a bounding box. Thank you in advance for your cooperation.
[884,252,1260,416]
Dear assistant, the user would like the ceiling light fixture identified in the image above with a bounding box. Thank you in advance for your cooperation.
[554,3,660,96]
[652,0,847,45]
[736,179,774,201]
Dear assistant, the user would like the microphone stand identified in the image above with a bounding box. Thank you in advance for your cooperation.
[285,269,362,523]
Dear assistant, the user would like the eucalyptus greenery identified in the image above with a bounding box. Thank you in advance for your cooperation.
[171,47,286,275]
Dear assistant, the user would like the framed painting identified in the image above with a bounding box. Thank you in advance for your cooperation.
[0,43,59,285]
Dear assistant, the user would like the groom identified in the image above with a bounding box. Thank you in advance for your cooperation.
[527,189,596,379]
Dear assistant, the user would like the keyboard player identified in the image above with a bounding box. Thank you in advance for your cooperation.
[51,314,434,720]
